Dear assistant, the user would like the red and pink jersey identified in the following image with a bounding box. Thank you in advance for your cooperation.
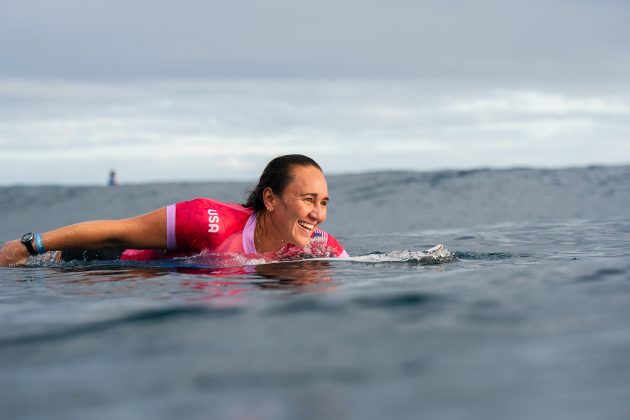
[120,198,348,261]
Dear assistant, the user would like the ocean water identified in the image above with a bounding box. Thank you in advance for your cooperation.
[1,165,630,420]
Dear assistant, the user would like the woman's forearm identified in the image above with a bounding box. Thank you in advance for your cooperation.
[0,208,167,266]
[41,208,167,251]
[42,220,155,250]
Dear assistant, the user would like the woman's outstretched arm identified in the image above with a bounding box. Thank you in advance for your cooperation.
[0,208,166,267]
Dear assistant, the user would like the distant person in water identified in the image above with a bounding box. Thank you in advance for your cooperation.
[108,170,118,186]
[0,155,348,267]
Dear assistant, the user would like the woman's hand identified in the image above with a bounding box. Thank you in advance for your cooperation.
[0,240,30,267]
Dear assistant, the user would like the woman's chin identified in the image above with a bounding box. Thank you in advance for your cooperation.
[290,234,311,248]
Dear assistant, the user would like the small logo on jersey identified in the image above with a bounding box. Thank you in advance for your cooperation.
[208,209,220,232]
[311,230,327,242]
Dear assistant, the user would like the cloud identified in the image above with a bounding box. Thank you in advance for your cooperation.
[1,79,629,184]
[447,91,630,115]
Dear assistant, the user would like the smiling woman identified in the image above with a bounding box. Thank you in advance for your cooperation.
[0,155,348,267]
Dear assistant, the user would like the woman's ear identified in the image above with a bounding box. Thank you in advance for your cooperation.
[262,187,275,212]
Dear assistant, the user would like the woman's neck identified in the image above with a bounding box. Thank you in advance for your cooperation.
[254,214,286,254]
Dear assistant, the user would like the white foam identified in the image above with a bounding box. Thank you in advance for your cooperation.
[343,247,455,264]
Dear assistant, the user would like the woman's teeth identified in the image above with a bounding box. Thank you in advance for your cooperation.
[298,221,314,230]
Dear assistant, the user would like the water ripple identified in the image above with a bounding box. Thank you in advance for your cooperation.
[0,306,240,349]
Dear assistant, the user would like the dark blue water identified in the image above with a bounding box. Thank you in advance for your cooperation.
[1,165,630,420]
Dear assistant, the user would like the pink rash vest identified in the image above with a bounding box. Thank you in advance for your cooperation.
[120,198,349,261]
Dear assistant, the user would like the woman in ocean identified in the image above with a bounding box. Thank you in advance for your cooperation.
[0,154,348,267]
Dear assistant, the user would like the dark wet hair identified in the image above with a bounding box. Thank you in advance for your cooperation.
[244,154,322,215]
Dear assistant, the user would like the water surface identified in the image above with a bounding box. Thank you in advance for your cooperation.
[1,166,630,420]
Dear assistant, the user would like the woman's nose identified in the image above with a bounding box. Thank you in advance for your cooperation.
[310,203,326,221]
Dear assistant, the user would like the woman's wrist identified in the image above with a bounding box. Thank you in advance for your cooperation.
[20,233,37,255]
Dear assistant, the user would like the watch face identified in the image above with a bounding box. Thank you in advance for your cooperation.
[21,233,34,243]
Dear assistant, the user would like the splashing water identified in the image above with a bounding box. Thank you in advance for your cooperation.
[23,244,456,269]
[339,245,456,265]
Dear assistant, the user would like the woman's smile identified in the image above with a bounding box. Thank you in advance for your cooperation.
[298,221,315,231]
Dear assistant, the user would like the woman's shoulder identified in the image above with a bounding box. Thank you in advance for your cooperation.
[290,228,348,258]
[177,198,252,215]
[312,229,346,253]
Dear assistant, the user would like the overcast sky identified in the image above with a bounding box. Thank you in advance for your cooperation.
[1,0,629,81]
[1,0,629,185]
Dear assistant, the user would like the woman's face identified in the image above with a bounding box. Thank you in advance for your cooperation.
[266,165,329,247]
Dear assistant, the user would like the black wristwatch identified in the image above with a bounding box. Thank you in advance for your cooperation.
[21,233,37,256]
